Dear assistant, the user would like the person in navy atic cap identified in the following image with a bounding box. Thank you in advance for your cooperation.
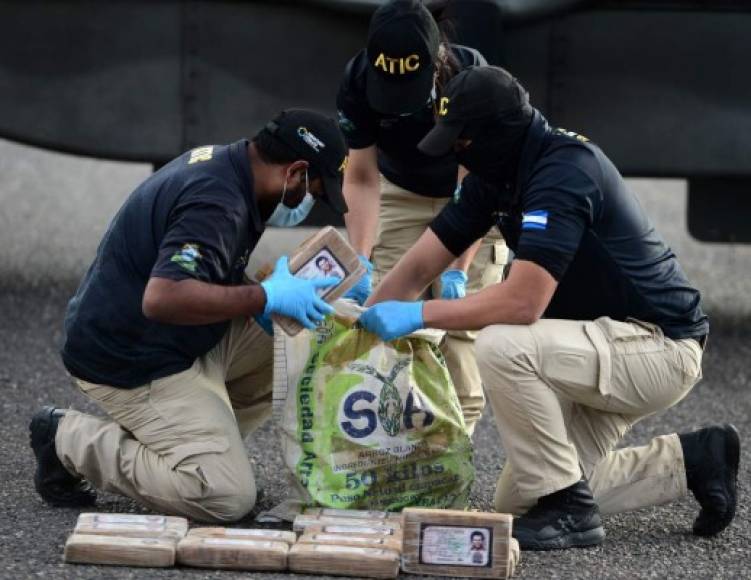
[30,109,350,523]
[336,0,505,435]
[359,65,738,550]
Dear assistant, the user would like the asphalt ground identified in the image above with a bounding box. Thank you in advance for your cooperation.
[1,138,750,578]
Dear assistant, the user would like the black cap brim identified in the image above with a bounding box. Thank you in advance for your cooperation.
[366,65,434,116]
[417,120,465,157]
[321,173,348,214]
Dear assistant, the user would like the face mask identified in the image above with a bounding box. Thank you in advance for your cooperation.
[266,170,315,227]
[455,112,534,184]
[456,138,510,182]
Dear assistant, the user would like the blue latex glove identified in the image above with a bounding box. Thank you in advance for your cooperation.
[440,269,468,300]
[261,256,340,329]
[253,312,273,336]
[358,301,424,341]
[344,255,373,305]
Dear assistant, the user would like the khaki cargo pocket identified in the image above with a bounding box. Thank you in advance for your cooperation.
[583,320,612,398]
[595,317,665,355]
[585,317,666,400]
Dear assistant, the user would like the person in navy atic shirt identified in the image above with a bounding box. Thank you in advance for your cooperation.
[360,66,738,550]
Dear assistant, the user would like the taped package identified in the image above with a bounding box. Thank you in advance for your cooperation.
[297,531,402,553]
[293,514,401,535]
[64,534,176,568]
[256,226,365,336]
[273,299,474,511]
[289,543,400,579]
[73,513,188,540]
[187,527,297,545]
[304,523,403,542]
[302,507,401,522]
[177,534,288,571]
[401,508,520,578]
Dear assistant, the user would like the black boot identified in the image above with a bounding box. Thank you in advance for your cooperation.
[512,479,605,550]
[29,406,96,507]
[679,424,740,537]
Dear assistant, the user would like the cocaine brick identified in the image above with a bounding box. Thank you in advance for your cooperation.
[302,507,402,522]
[401,508,519,578]
[288,543,399,579]
[188,527,296,545]
[177,535,288,571]
[298,531,402,553]
[64,534,175,567]
[293,514,401,535]
[74,513,188,540]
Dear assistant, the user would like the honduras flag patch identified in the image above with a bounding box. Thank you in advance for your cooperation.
[522,210,548,231]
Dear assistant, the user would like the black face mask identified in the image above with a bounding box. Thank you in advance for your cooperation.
[456,112,533,185]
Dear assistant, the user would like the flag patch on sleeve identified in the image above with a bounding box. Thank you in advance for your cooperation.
[522,210,548,231]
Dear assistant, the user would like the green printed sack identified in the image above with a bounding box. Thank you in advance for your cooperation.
[273,301,474,511]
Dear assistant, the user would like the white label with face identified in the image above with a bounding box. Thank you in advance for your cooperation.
[420,525,491,567]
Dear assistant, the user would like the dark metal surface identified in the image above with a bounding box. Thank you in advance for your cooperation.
[688,179,751,243]
[502,9,751,178]
[2,1,750,240]
[1,1,749,178]
[0,1,366,163]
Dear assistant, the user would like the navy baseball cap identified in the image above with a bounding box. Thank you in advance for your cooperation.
[265,109,349,213]
[366,0,440,115]
[418,66,533,156]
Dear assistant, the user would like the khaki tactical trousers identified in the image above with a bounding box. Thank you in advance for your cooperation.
[56,317,273,523]
[372,175,507,434]
[475,317,703,515]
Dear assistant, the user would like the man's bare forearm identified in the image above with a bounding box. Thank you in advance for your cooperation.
[422,260,558,330]
[143,277,267,325]
[367,228,455,305]
[343,146,381,257]
[422,284,531,331]
[344,181,381,256]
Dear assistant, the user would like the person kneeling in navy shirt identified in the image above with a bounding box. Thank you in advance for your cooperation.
[359,66,738,549]
[30,110,348,522]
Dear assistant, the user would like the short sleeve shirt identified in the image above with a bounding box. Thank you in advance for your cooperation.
[61,141,264,388]
[336,44,486,198]
[430,115,709,339]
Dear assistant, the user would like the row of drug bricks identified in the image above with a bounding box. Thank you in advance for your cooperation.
[64,507,520,579]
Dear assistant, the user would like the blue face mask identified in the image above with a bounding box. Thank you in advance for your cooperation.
[266,170,315,227]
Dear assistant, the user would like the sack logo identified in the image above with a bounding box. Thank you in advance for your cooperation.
[339,358,435,444]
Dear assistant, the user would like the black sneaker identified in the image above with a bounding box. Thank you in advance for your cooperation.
[512,479,606,550]
[679,424,740,537]
[29,406,96,507]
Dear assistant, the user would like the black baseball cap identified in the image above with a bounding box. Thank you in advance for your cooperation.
[418,66,532,156]
[265,109,349,213]
[366,0,440,115]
